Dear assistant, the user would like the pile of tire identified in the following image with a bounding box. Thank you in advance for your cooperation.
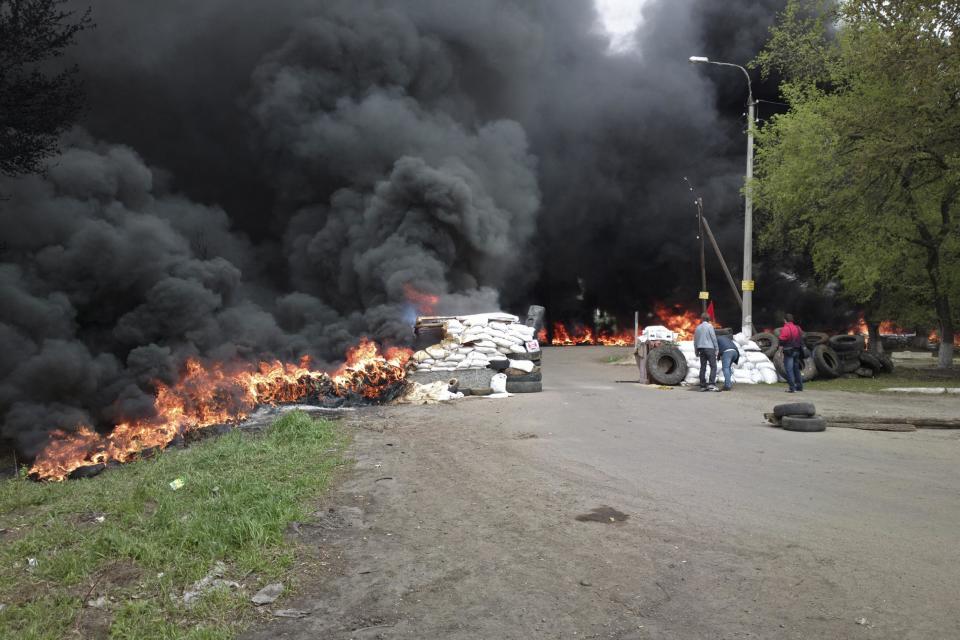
[489,351,543,393]
[751,331,895,381]
[773,402,826,432]
[645,343,688,386]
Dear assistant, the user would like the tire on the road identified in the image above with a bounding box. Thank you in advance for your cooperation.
[505,380,542,393]
[803,332,829,348]
[781,415,827,432]
[645,345,688,386]
[829,334,866,352]
[773,402,816,418]
[487,359,510,372]
[859,352,883,372]
[471,387,493,396]
[855,367,875,378]
[752,332,780,359]
[878,353,895,373]
[812,345,841,378]
[801,355,818,382]
[508,352,542,362]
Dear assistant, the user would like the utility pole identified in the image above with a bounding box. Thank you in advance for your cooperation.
[697,196,707,314]
[689,56,756,336]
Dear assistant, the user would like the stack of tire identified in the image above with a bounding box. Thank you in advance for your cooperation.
[772,402,826,432]
[489,351,543,393]
[750,331,895,381]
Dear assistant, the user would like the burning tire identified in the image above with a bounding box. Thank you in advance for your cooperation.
[812,345,841,378]
[878,353,895,373]
[773,402,816,418]
[781,415,827,432]
[752,332,780,359]
[645,345,688,386]
[803,332,829,348]
[858,352,883,372]
[829,334,865,353]
[506,380,542,393]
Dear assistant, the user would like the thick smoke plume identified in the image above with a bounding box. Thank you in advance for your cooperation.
[1,0,803,454]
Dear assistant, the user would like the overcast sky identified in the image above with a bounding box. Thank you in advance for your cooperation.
[595,0,647,52]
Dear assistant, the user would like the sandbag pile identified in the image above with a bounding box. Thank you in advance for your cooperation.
[678,333,779,385]
[408,315,539,374]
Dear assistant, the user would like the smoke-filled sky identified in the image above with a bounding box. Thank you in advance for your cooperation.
[3,0,836,453]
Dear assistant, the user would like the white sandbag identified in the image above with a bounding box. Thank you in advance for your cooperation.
[746,352,769,363]
[508,345,527,354]
[507,359,535,373]
[743,340,762,352]
[426,345,448,359]
[491,373,508,394]
[413,350,431,363]
[473,340,498,349]
[760,368,778,384]
[445,353,466,362]
[493,337,515,348]
[498,346,513,354]
[733,332,750,346]
[757,362,776,372]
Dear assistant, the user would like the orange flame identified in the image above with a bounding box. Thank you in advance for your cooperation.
[546,323,635,346]
[29,339,410,482]
[537,327,548,343]
[403,284,439,315]
[653,303,700,341]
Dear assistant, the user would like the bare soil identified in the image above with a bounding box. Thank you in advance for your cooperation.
[241,347,960,640]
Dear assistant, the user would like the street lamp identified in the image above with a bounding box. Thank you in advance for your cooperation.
[689,55,756,337]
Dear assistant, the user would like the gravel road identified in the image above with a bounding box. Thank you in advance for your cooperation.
[242,346,960,640]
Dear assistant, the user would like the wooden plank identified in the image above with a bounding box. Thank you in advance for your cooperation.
[827,422,917,432]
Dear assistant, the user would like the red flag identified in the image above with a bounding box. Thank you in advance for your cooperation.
[707,301,716,323]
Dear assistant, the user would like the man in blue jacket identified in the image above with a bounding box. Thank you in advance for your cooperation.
[717,334,740,391]
[693,313,719,391]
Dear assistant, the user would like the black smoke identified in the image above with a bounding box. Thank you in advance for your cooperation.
[2,0,842,455]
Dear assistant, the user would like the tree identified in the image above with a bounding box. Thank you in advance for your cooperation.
[754,0,960,367]
[0,0,92,176]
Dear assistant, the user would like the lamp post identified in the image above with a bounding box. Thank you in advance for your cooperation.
[689,56,755,337]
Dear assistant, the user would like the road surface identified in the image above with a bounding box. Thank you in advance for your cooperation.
[243,347,960,640]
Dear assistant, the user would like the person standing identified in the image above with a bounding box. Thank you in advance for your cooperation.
[693,313,719,391]
[717,334,740,391]
[780,313,805,393]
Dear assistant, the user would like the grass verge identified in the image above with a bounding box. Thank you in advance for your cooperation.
[805,366,960,393]
[0,411,347,639]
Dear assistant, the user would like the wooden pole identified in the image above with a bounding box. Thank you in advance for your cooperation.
[700,216,743,308]
[697,197,707,314]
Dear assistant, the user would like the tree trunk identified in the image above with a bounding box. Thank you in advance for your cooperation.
[937,317,954,368]
[867,320,883,354]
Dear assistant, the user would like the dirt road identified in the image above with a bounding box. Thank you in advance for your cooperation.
[242,347,960,639]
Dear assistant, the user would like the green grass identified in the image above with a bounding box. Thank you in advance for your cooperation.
[805,367,960,393]
[0,411,347,639]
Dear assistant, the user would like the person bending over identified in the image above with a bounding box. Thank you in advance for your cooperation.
[717,334,740,391]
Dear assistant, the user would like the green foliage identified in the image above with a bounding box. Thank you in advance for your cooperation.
[0,411,347,639]
[754,0,960,359]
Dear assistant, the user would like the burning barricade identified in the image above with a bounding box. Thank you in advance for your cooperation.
[408,313,542,394]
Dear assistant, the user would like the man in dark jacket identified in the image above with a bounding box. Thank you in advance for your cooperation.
[717,334,740,391]
[780,313,805,393]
